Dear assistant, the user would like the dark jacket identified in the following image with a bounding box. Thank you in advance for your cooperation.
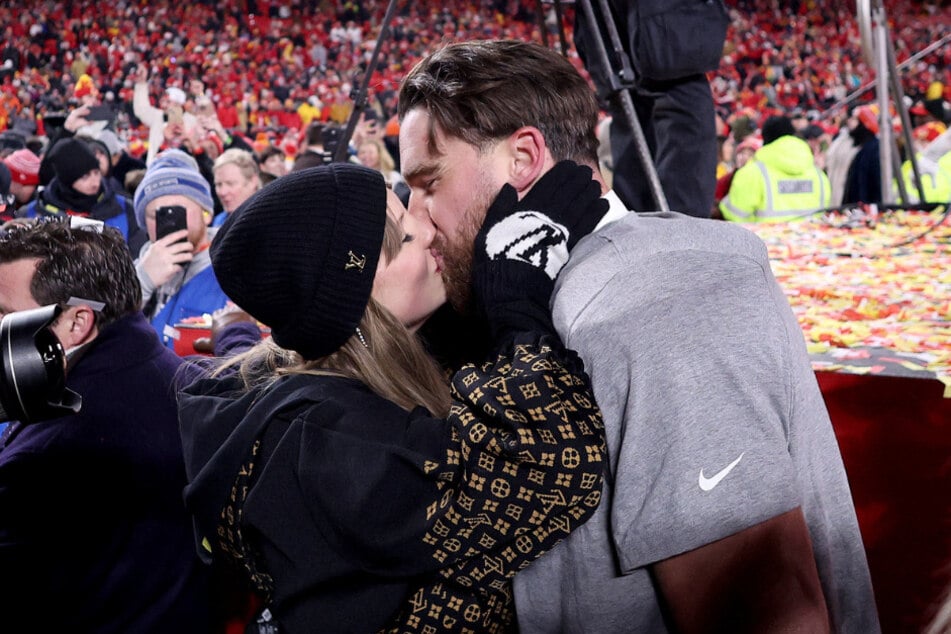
[180,264,606,633]
[0,312,211,633]
[19,177,147,253]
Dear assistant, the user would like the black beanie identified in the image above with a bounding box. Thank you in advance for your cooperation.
[761,116,796,145]
[51,138,101,187]
[210,164,387,359]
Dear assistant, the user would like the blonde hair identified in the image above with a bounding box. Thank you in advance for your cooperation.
[359,138,396,175]
[214,148,261,184]
[215,203,450,417]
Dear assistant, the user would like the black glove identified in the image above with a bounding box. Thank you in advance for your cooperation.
[475,161,608,280]
[471,162,607,343]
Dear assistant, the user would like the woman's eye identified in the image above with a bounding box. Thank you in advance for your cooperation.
[402,233,415,244]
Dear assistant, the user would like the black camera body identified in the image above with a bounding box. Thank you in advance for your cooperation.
[0,305,82,424]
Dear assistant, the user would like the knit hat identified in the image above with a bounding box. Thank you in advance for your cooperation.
[210,164,386,359]
[4,149,40,186]
[74,73,96,99]
[50,138,101,187]
[761,115,796,145]
[96,129,124,156]
[133,149,215,228]
[855,105,880,135]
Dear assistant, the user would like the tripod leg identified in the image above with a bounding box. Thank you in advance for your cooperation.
[575,0,669,211]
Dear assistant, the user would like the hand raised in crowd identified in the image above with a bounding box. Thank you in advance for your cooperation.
[139,229,194,287]
[134,64,149,84]
[64,104,93,133]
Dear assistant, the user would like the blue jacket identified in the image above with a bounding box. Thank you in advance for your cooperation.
[151,264,230,349]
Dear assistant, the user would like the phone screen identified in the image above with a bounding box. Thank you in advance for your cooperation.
[154,205,188,242]
[86,105,115,123]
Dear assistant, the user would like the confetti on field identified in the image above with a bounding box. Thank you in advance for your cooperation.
[744,209,951,389]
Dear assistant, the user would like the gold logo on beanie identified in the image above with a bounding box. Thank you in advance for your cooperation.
[344,250,367,272]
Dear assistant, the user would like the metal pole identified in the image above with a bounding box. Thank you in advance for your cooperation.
[873,5,893,204]
[884,18,926,203]
[332,0,400,163]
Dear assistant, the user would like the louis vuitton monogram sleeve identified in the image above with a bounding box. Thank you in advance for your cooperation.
[382,336,606,633]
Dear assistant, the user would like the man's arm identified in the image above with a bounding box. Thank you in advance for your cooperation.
[653,507,830,633]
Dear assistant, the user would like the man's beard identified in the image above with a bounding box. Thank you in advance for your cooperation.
[434,177,496,315]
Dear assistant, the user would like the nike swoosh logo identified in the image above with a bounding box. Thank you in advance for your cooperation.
[698,453,745,492]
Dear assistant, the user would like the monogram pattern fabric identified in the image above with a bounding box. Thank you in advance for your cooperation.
[383,342,605,633]
[216,341,605,632]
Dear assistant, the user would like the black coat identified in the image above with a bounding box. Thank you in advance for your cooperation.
[0,313,212,633]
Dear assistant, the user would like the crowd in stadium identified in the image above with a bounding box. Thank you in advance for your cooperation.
[0,0,948,161]
[1,2,950,634]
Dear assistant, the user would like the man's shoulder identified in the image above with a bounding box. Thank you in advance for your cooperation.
[554,214,769,330]
[562,212,766,278]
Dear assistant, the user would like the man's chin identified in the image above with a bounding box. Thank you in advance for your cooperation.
[444,277,474,316]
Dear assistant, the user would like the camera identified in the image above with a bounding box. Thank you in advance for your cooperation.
[0,305,82,424]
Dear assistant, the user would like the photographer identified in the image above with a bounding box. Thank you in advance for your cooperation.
[0,218,211,632]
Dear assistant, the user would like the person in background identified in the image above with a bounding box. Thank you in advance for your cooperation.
[357,137,408,201]
[292,121,335,171]
[720,115,832,222]
[211,148,262,227]
[133,64,198,165]
[824,110,862,207]
[84,135,125,196]
[398,39,878,633]
[898,122,951,204]
[2,148,40,211]
[842,104,883,205]
[0,218,211,633]
[573,0,730,217]
[18,138,145,251]
[133,149,229,348]
[97,129,146,195]
[713,134,762,216]
[256,144,287,185]
[180,163,606,631]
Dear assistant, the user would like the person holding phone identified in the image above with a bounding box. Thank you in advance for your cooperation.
[133,149,230,349]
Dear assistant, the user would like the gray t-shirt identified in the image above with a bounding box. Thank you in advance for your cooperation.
[514,210,879,633]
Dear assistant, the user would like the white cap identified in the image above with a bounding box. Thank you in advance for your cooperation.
[165,86,187,105]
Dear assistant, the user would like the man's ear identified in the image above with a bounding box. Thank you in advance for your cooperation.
[507,126,552,195]
[55,304,99,349]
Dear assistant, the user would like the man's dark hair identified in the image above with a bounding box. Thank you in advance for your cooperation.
[257,145,285,165]
[305,121,326,146]
[398,40,600,164]
[0,219,141,327]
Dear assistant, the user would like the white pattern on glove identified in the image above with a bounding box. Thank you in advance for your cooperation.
[484,211,570,280]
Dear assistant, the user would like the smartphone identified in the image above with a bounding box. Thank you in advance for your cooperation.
[86,105,115,123]
[154,205,188,242]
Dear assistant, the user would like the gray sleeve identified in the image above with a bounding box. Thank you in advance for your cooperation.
[560,248,803,572]
[134,243,157,307]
